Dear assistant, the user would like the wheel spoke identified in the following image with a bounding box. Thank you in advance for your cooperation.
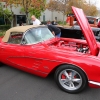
[63,70,69,79]
[70,71,77,79]
[61,79,69,83]
[69,82,75,88]
[72,78,81,83]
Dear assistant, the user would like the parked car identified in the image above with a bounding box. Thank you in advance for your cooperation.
[1,6,100,94]
[87,16,100,27]
[59,25,100,42]
[69,15,100,27]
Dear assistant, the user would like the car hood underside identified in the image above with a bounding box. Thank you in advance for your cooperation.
[72,6,99,56]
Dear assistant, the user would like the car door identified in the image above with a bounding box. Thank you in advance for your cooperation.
[21,28,45,71]
[23,44,45,71]
[9,26,56,76]
[21,27,53,74]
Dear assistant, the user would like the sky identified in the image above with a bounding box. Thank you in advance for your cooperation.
[86,0,100,10]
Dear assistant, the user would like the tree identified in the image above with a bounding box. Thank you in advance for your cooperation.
[82,3,98,16]
[67,0,98,16]
[31,0,46,18]
[0,0,46,25]
[0,0,19,27]
[46,0,69,24]
[46,0,98,24]
[14,0,46,24]
[0,2,13,26]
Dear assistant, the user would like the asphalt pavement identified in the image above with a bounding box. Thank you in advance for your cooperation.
[0,65,100,100]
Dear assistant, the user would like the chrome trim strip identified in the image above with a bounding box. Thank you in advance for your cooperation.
[6,58,48,75]
[7,56,89,80]
[89,81,100,86]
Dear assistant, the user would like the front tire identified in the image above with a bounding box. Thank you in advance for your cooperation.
[0,62,3,66]
[55,65,87,93]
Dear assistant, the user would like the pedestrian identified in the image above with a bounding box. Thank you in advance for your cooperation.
[47,21,52,25]
[19,21,24,26]
[47,25,61,37]
[31,15,41,25]
[51,20,57,25]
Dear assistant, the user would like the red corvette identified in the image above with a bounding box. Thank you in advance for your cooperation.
[0,7,100,94]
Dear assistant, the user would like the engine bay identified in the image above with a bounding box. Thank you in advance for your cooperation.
[48,38,89,54]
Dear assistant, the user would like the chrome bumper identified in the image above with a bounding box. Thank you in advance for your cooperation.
[89,81,100,86]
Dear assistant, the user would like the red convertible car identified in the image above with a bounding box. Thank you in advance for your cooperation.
[0,7,100,94]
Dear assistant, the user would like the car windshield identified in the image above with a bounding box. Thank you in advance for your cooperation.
[24,27,54,44]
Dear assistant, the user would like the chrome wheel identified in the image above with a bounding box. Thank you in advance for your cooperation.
[59,69,82,91]
[55,65,87,93]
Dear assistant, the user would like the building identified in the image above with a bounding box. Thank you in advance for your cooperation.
[40,9,65,22]
[1,0,100,26]
[0,0,66,26]
[40,0,65,22]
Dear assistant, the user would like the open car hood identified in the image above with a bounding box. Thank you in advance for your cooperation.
[72,6,99,56]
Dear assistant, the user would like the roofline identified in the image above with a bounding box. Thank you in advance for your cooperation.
[2,25,47,42]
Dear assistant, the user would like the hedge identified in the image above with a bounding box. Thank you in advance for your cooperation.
[0,25,11,30]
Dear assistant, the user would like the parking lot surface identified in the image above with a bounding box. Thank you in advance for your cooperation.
[0,65,100,100]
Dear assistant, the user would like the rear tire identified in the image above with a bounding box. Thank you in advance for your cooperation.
[55,64,87,94]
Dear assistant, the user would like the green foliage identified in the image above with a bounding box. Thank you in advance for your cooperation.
[57,21,66,25]
[47,0,98,16]
[0,25,11,30]
[29,8,41,18]
[21,0,45,17]
[0,8,12,18]
[4,9,12,20]
[0,31,5,37]
[41,21,47,25]
[20,0,46,18]
[0,3,3,17]
[0,25,9,37]
[0,3,12,24]
[20,7,41,18]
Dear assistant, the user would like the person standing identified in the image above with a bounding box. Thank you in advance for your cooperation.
[47,21,52,25]
[19,21,24,26]
[51,20,57,25]
[47,25,61,37]
[31,15,41,25]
